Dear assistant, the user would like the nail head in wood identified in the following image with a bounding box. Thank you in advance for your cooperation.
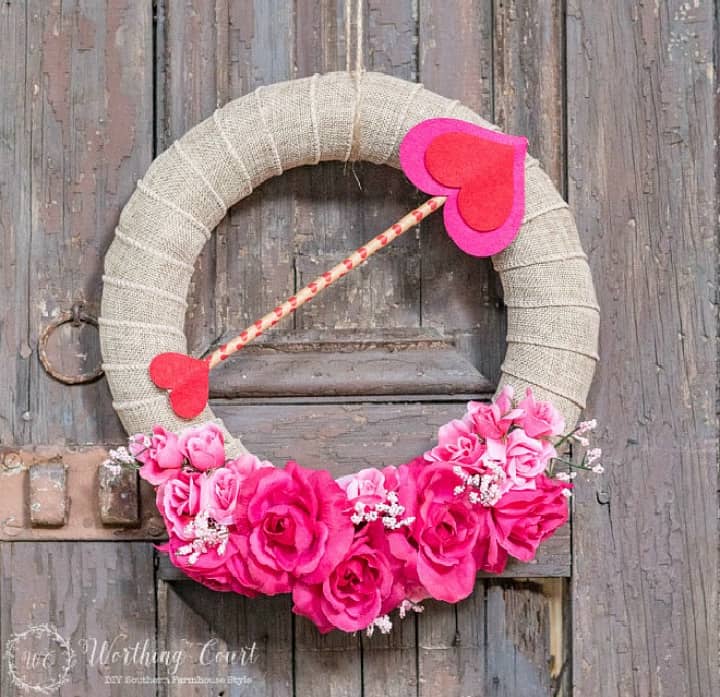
[98,461,140,526]
[28,461,68,527]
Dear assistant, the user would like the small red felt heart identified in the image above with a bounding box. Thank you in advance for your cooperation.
[149,352,210,420]
[425,131,514,232]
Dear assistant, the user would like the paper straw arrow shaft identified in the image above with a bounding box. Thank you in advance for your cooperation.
[208,195,446,369]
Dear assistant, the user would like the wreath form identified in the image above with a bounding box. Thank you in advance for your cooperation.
[100,71,599,457]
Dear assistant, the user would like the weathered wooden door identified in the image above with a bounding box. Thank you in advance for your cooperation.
[1,2,716,696]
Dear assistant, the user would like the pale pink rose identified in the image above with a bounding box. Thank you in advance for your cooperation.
[230,461,354,595]
[337,466,398,507]
[292,522,404,633]
[464,386,524,440]
[425,419,486,470]
[179,423,225,471]
[516,388,565,438]
[200,455,273,525]
[156,469,203,538]
[474,474,570,570]
[504,430,556,489]
[131,426,185,486]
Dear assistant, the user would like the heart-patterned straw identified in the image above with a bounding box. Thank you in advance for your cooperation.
[207,195,446,369]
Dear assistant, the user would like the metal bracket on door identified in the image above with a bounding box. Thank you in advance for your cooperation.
[0,447,167,541]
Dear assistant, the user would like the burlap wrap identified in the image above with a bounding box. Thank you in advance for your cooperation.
[100,72,599,457]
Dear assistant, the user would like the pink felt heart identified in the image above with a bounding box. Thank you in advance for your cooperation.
[149,352,210,420]
[399,118,527,257]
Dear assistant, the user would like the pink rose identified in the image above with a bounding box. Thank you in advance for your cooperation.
[475,474,570,572]
[200,455,273,525]
[516,388,565,438]
[179,423,225,471]
[231,461,354,595]
[504,430,556,489]
[131,426,185,486]
[390,460,480,603]
[292,522,404,633]
[384,460,427,602]
[425,419,486,469]
[464,386,523,440]
[337,466,398,507]
[160,534,250,594]
[156,468,203,538]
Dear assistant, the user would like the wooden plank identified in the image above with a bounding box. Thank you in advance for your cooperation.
[417,581,486,696]
[493,0,564,190]
[20,0,152,445]
[417,0,506,386]
[0,0,32,445]
[360,616,418,697]
[484,581,555,696]
[566,1,718,696]
[158,515,568,582]
[0,542,156,695]
[220,0,297,342]
[209,329,492,398]
[157,578,292,697]
[418,6,567,697]
[292,3,422,342]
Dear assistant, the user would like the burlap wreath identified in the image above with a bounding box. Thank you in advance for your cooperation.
[99,71,599,457]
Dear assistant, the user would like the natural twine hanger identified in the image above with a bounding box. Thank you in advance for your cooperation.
[345,0,364,163]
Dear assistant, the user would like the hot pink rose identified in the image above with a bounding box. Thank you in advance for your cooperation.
[292,522,404,633]
[156,468,203,538]
[160,534,250,594]
[474,474,570,572]
[200,455,273,526]
[464,386,523,440]
[231,461,354,595]
[383,460,427,602]
[131,426,185,486]
[504,430,556,489]
[425,419,486,469]
[516,388,565,438]
[390,460,480,603]
[337,466,398,507]
[179,423,225,471]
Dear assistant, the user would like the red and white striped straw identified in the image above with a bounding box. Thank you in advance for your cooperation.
[208,195,446,369]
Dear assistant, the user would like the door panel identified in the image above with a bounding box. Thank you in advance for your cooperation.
[0,1,583,696]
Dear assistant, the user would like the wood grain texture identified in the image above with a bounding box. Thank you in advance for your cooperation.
[493,0,564,191]
[566,1,718,696]
[292,0,422,338]
[0,542,156,696]
[157,579,293,697]
[208,329,493,397]
[418,0,506,385]
[0,0,152,445]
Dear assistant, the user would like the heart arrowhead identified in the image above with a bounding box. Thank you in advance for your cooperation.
[149,353,210,420]
[399,118,527,257]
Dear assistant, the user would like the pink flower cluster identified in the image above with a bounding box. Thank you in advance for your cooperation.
[131,387,574,635]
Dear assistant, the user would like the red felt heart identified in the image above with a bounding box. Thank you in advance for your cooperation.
[149,353,210,420]
[425,132,515,232]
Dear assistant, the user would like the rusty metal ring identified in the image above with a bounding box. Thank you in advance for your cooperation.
[38,303,105,385]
